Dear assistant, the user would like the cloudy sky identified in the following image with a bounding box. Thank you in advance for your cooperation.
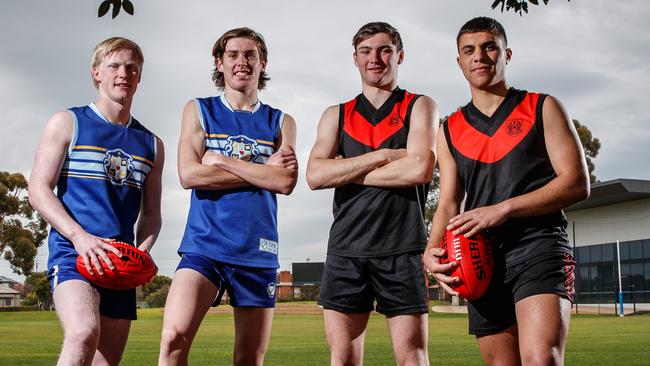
[1,0,648,280]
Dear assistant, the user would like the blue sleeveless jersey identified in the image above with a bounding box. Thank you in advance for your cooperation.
[179,96,284,269]
[47,104,157,269]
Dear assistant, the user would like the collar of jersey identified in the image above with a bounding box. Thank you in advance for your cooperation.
[219,95,261,114]
[89,103,133,127]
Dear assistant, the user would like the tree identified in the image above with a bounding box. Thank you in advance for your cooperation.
[141,274,172,298]
[0,172,48,276]
[146,284,170,308]
[491,0,570,15]
[573,119,601,184]
[22,271,53,310]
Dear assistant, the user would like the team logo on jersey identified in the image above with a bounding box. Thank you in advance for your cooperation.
[225,135,260,162]
[266,282,276,298]
[388,111,404,127]
[507,119,524,137]
[103,149,135,185]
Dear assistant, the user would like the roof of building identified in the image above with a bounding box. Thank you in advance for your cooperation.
[566,178,650,211]
[0,286,21,295]
[0,276,18,284]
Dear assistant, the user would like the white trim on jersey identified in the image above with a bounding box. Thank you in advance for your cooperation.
[89,103,133,127]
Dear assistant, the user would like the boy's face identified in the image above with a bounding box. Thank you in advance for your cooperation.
[93,48,141,103]
[354,32,403,88]
[457,31,511,90]
[217,37,266,92]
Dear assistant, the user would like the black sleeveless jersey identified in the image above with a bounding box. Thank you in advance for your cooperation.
[327,88,430,257]
[444,88,568,251]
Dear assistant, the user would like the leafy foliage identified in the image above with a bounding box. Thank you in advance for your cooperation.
[145,284,170,308]
[98,0,134,19]
[573,119,601,184]
[491,0,569,15]
[0,172,48,276]
[141,274,171,298]
[22,271,53,310]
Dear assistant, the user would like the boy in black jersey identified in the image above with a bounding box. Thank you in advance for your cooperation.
[307,22,438,366]
[424,17,589,365]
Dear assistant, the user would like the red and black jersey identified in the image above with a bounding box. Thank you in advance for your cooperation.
[444,88,568,251]
[328,88,430,257]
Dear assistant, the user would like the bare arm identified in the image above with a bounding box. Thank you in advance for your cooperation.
[203,114,298,195]
[28,111,120,275]
[448,96,590,238]
[423,131,464,295]
[136,136,164,253]
[177,100,250,190]
[306,105,405,190]
[356,96,438,187]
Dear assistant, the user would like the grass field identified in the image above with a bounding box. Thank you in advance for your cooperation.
[1,305,649,365]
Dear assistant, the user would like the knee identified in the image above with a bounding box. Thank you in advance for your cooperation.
[233,344,268,366]
[160,327,191,353]
[395,348,429,366]
[521,346,563,366]
[64,323,100,350]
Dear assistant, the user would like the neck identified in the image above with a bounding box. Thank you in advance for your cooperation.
[223,87,259,112]
[469,81,510,117]
[361,82,397,109]
[94,97,132,125]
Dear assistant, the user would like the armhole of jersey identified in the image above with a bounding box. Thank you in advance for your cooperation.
[404,94,422,128]
[193,98,207,133]
[276,111,286,139]
[536,93,548,137]
[152,134,159,164]
[337,104,345,155]
[442,120,455,160]
[67,110,78,156]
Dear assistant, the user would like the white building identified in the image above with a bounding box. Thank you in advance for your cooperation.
[565,179,650,303]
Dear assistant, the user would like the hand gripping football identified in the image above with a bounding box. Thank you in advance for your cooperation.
[76,241,158,290]
[438,230,493,300]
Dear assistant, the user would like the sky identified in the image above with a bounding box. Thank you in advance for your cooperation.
[1,0,649,281]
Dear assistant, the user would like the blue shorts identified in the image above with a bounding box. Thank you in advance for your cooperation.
[177,253,277,308]
[48,258,137,320]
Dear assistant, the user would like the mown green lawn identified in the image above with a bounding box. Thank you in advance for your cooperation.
[1,307,648,365]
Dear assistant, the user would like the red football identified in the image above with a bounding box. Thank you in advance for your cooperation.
[439,230,493,300]
[76,241,158,290]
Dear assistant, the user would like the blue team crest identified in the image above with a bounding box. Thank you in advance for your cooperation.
[225,135,260,162]
[103,148,135,185]
[267,282,276,298]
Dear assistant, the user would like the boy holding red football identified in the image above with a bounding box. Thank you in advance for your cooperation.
[424,17,589,365]
[307,22,438,366]
[158,27,297,366]
[29,37,164,365]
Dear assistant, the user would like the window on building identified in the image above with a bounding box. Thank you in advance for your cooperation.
[591,245,602,263]
[620,263,630,289]
[4,298,10,307]
[630,263,644,292]
[577,266,590,293]
[629,241,643,260]
[599,264,614,292]
[619,242,630,261]
[644,262,650,294]
[578,246,590,263]
[643,239,650,259]
[602,243,614,262]
[589,265,599,292]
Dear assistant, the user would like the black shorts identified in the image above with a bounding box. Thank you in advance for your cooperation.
[468,249,575,336]
[318,252,428,316]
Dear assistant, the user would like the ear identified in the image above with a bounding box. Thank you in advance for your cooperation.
[397,49,404,65]
[505,48,512,64]
[260,59,267,72]
[456,55,461,68]
[216,58,224,72]
[92,67,101,85]
[353,51,358,67]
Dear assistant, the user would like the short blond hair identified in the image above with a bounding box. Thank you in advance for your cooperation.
[90,37,144,88]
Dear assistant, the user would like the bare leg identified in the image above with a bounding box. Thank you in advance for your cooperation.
[323,309,370,366]
[387,313,429,366]
[53,280,101,366]
[158,269,219,366]
[232,307,274,366]
[476,326,521,366]
[92,316,131,366]
[516,294,571,366]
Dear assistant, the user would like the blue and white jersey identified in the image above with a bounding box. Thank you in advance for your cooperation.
[47,104,157,268]
[179,96,284,269]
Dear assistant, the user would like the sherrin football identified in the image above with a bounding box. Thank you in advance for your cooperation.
[439,230,493,300]
[76,241,158,290]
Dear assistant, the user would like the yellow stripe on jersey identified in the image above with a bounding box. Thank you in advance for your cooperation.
[74,145,107,152]
[132,155,154,166]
